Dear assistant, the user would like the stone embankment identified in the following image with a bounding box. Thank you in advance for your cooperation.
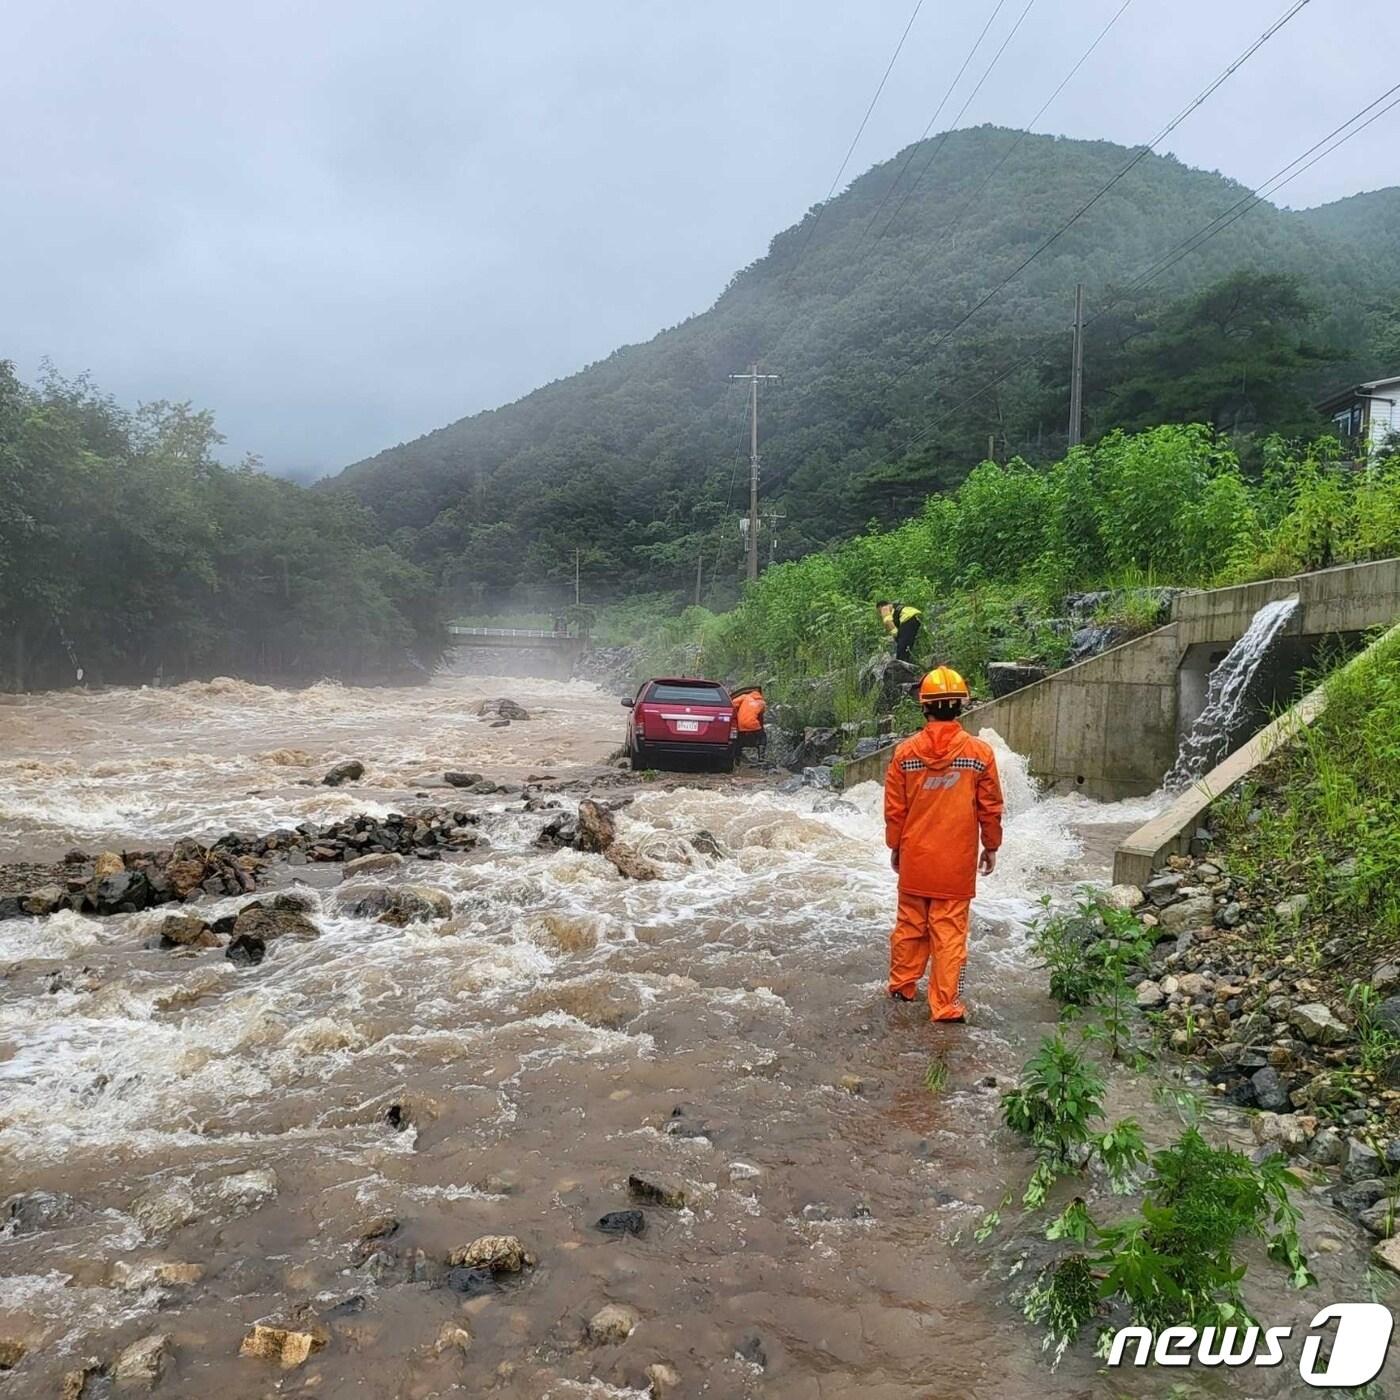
[1104,849,1400,1271]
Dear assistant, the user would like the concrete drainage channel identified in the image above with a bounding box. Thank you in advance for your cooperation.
[1112,619,1400,886]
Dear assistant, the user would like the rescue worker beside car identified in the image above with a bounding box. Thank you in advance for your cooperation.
[732,685,767,761]
[883,666,1004,1023]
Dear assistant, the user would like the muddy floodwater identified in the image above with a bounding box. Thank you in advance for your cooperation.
[0,674,1383,1397]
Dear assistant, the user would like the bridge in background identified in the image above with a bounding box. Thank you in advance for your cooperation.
[445,625,590,679]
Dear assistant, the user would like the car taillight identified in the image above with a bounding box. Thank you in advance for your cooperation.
[730,726,738,740]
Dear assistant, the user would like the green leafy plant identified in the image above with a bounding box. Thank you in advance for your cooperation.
[1025,1129,1313,1363]
[923,1057,949,1096]
[1001,1035,1146,1207]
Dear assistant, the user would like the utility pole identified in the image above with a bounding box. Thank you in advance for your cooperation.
[1068,282,1085,449]
[762,508,786,565]
[574,548,580,606]
[728,364,781,582]
[694,547,703,607]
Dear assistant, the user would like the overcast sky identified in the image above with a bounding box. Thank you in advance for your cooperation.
[3,1,1395,478]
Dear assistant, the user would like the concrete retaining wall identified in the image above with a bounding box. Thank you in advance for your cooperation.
[838,557,1400,799]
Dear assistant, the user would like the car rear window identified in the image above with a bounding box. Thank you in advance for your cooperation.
[647,683,728,704]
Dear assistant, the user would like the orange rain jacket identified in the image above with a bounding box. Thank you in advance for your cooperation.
[736,692,766,733]
[884,721,1005,900]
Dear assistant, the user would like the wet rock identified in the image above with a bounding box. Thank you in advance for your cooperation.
[0,894,24,920]
[1274,893,1310,922]
[159,915,219,949]
[536,812,580,849]
[443,771,484,788]
[646,1361,682,1393]
[1342,1138,1383,1183]
[112,1333,171,1389]
[628,1173,687,1209]
[786,726,839,771]
[321,760,365,787]
[131,1181,199,1234]
[800,765,834,790]
[440,1265,493,1295]
[225,933,265,967]
[61,1364,106,1399]
[1289,1002,1350,1046]
[1251,1112,1310,1155]
[335,882,451,923]
[1334,1178,1390,1216]
[232,903,319,941]
[434,1323,472,1356]
[341,852,402,879]
[688,829,728,859]
[447,1234,535,1274]
[576,800,617,854]
[1158,896,1215,933]
[1250,1067,1290,1111]
[1372,963,1400,997]
[838,1074,866,1095]
[1306,1127,1346,1166]
[605,843,663,881]
[1359,1200,1399,1238]
[93,851,125,878]
[110,1259,204,1290]
[0,1340,25,1370]
[1134,979,1164,1008]
[20,883,66,915]
[736,1335,768,1368]
[3,1189,84,1235]
[92,868,153,913]
[479,697,531,721]
[585,1303,638,1345]
[1374,1237,1400,1274]
[219,1168,278,1212]
[239,1322,328,1368]
[596,1210,646,1237]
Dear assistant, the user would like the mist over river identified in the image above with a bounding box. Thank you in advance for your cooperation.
[0,675,1377,1397]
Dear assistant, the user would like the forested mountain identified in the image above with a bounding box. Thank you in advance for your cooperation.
[326,126,1400,611]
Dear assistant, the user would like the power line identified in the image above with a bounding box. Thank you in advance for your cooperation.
[788,0,926,274]
[929,0,1135,250]
[911,0,1313,367]
[871,0,1039,245]
[856,0,1012,244]
[895,78,1400,455]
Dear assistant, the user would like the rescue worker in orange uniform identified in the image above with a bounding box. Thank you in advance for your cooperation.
[733,685,767,761]
[884,666,1004,1022]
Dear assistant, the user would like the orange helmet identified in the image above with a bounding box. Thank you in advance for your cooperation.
[919,666,970,703]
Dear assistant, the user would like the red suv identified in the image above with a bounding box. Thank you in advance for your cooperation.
[622,677,737,772]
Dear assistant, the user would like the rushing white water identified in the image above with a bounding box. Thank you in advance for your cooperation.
[1165,596,1299,790]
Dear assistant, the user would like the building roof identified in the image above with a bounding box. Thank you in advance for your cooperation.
[1316,374,1400,414]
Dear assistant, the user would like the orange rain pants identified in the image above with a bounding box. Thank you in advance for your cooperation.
[888,892,970,1021]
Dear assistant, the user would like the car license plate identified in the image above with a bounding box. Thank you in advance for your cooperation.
[675,719,699,733]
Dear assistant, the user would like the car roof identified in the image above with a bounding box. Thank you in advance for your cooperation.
[644,677,728,688]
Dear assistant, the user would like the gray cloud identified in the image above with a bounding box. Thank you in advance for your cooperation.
[2,0,1390,478]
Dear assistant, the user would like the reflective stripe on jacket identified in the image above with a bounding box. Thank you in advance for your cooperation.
[884,721,1004,900]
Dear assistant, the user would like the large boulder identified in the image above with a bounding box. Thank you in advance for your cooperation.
[334,883,451,923]
[232,904,319,942]
[987,662,1047,698]
[321,760,365,787]
[576,800,617,854]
